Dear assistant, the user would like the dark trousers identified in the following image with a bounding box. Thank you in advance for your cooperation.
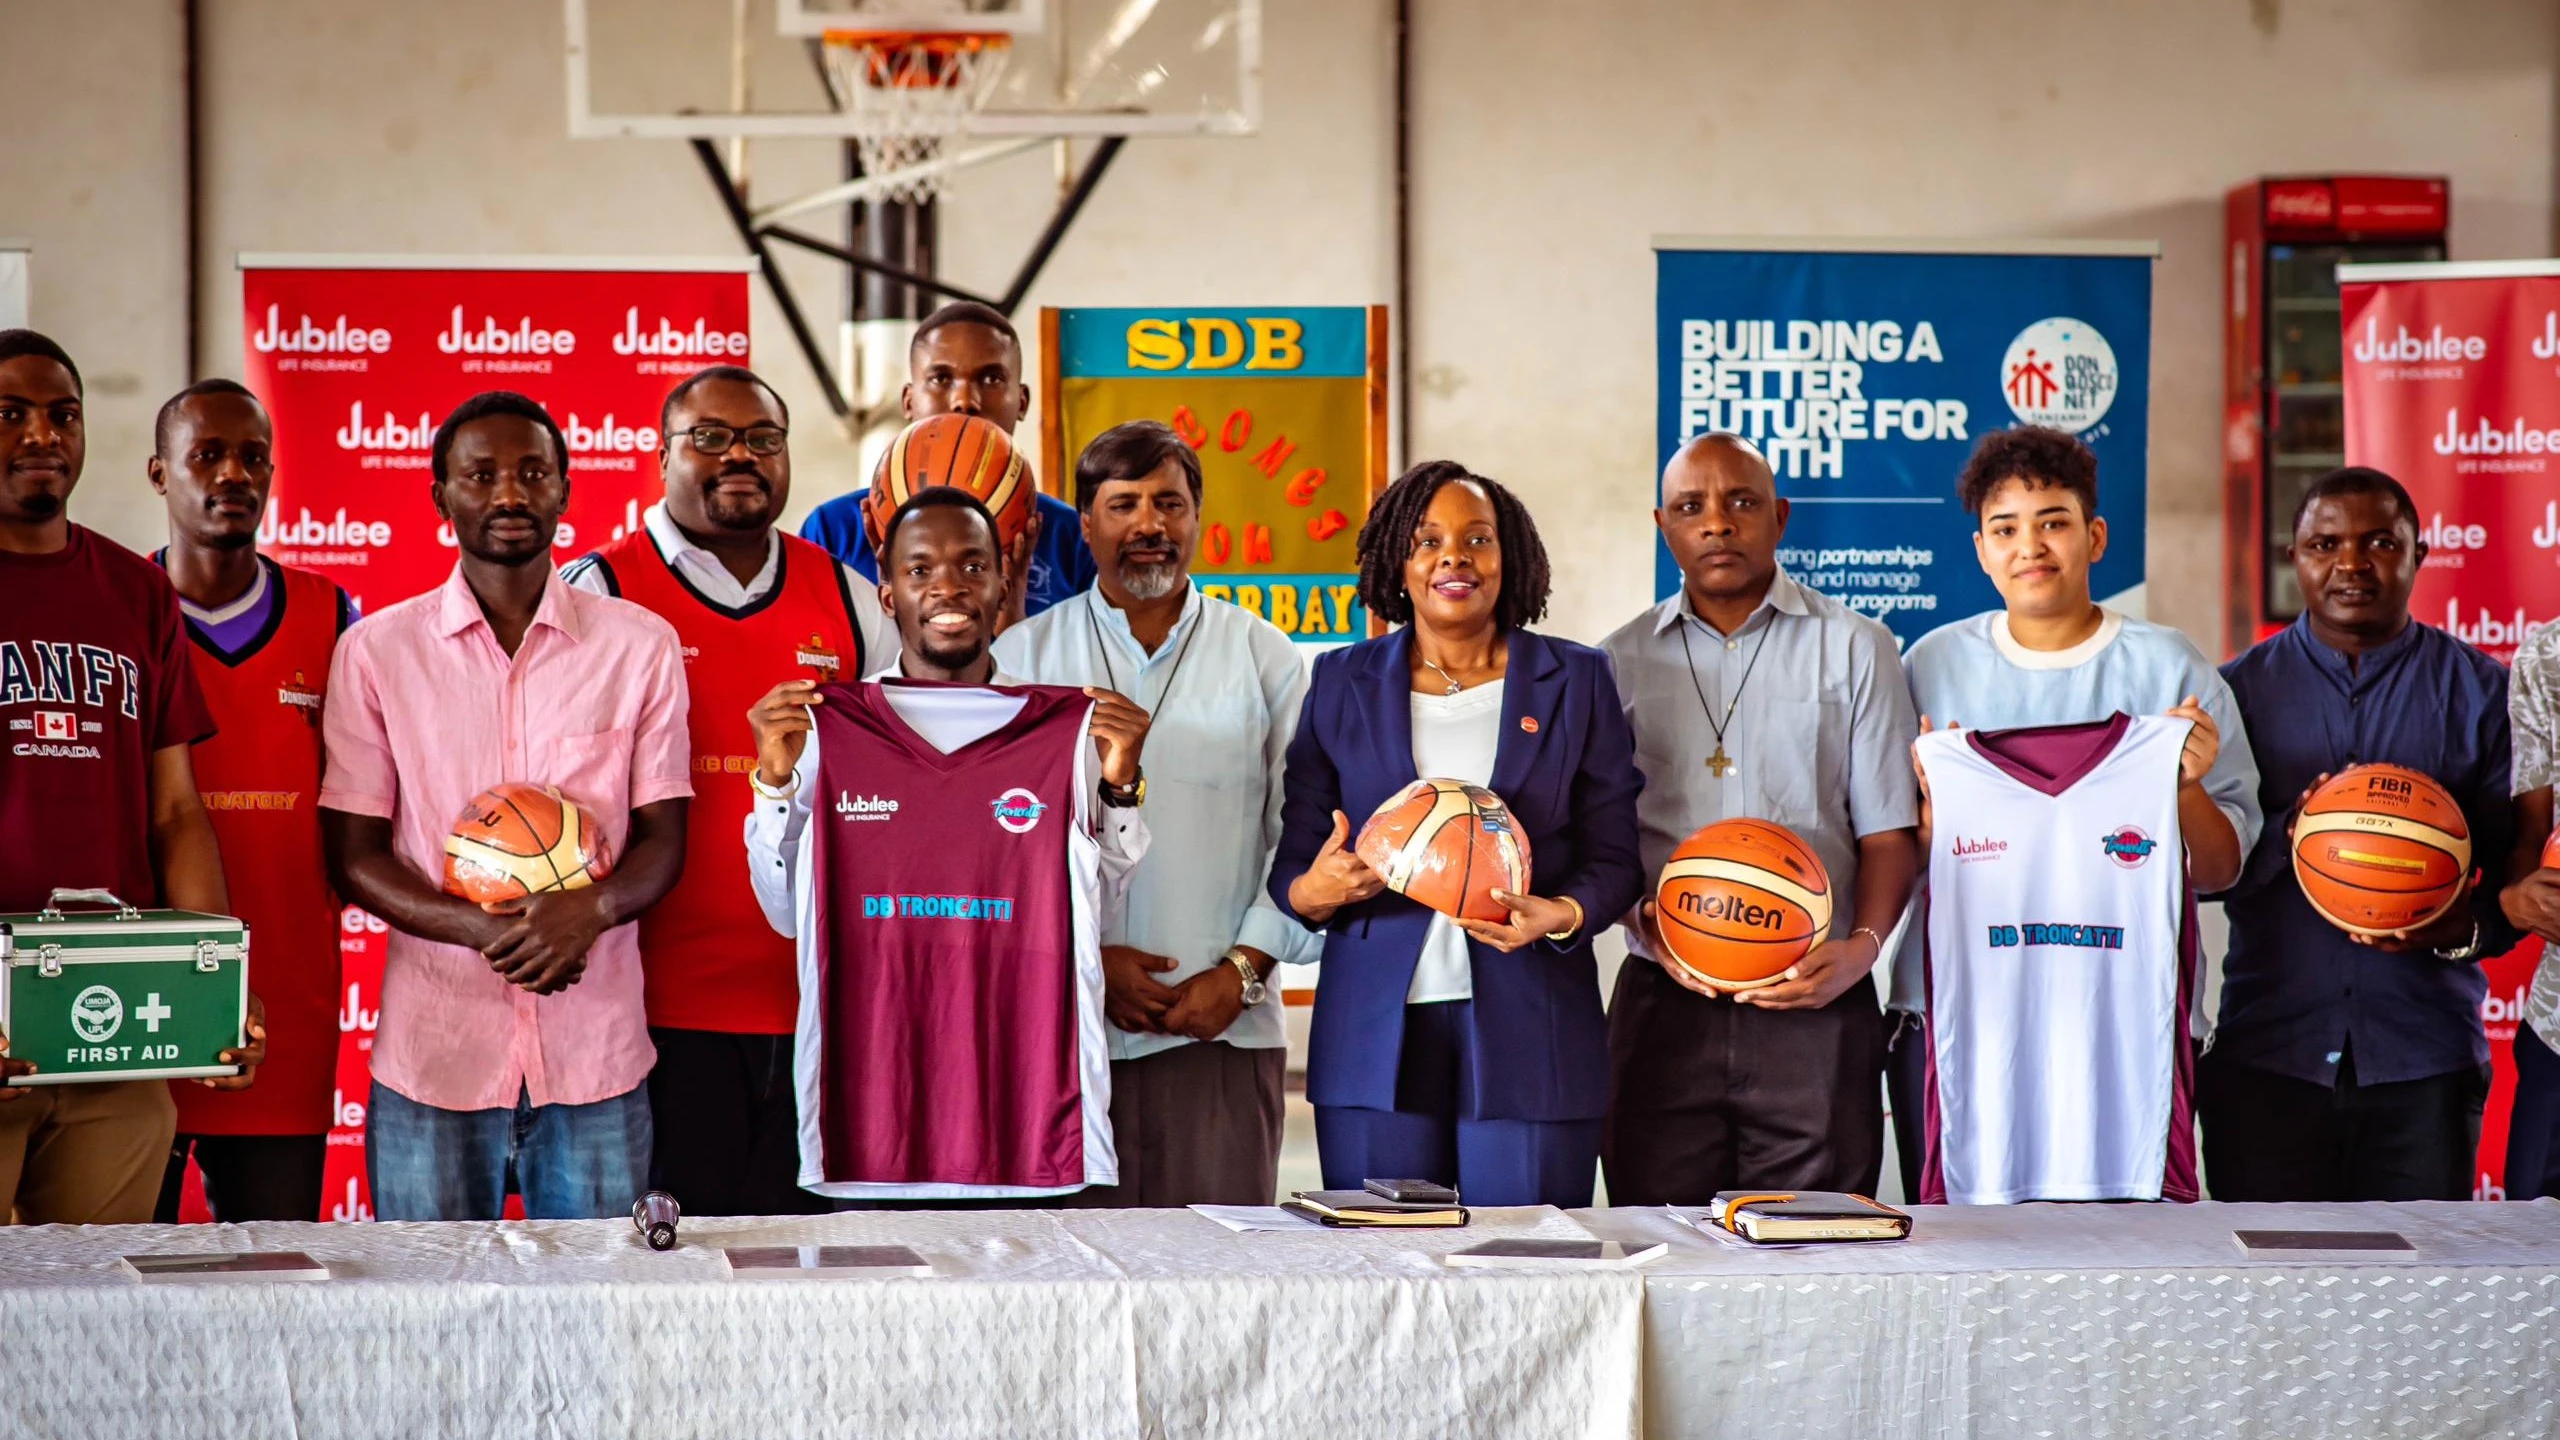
[2199,1045,2486,1202]
[2505,1023,2560,1200]
[1884,1009,1929,1204]
[1603,962,1885,1205]
[646,1028,831,1217]
[1313,1001,1601,1208]
[154,1132,327,1222]
[1065,1041,1287,1208]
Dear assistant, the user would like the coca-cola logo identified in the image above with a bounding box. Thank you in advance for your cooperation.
[612,307,749,358]
[335,400,436,452]
[2266,182,2335,227]
[436,306,576,356]
[2351,317,2485,365]
[251,304,392,355]
[259,502,393,549]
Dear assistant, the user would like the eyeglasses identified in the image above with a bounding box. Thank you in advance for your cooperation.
[675,424,788,456]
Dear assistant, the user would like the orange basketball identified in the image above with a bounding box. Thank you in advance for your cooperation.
[2543,825,2560,871]
[864,413,1035,554]
[1355,778,1533,924]
[1653,819,1833,991]
[442,782,614,905]
[2291,764,2471,937]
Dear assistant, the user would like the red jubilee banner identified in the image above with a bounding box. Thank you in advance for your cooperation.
[233,258,753,1221]
[2341,265,2560,1199]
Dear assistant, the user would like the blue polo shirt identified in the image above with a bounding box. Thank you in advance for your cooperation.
[2215,616,2518,1088]
[801,488,1096,618]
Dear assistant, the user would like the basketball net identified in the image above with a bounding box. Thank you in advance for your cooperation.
[820,29,1013,204]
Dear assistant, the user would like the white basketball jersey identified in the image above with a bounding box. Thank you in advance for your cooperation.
[1916,713,2200,1205]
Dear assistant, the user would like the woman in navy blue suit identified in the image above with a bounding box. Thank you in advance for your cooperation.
[1269,461,1644,1207]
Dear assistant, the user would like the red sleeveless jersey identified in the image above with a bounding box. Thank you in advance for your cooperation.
[805,680,1105,1193]
[585,528,869,1032]
[171,559,345,1136]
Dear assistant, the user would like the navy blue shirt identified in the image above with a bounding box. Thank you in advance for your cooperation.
[2216,617,2517,1088]
[801,488,1096,618]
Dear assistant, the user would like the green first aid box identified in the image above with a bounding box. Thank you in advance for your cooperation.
[0,890,247,1085]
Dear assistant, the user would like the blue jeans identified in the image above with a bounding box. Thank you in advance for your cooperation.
[367,1081,652,1221]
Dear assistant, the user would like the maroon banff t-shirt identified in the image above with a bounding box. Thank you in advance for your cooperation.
[0,525,216,911]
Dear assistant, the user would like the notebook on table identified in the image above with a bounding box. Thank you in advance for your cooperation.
[1707,1191,1912,1244]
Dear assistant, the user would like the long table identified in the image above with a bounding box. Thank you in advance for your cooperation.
[0,1206,1641,1439]
[3,1201,2556,1438]
[1582,1199,2560,1440]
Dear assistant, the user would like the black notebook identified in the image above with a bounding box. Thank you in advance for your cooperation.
[1707,1191,1912,1243]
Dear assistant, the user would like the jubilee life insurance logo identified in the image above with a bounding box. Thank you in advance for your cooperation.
[2001,318,2119,437]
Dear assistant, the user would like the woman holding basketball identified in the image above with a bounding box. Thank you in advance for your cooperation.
[1269,461,1642,1208]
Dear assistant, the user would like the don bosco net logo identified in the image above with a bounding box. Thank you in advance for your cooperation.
[2002,317,2119,435]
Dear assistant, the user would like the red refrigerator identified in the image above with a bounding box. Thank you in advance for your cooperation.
[2222,175,2448,658]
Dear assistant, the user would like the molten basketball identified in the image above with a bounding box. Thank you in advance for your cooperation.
[442,782,614,905]
[864,413,1035,554]
[2292,764,2470,937]
[1654,819,1833,991]
[2545,826,2560,871]
[1355,778,1532,924]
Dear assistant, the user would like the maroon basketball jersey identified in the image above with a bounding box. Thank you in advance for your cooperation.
[799,678,1114,1198]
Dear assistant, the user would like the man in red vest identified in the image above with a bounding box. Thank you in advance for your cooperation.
[564,364,894,1215]
[146,379,353,1221]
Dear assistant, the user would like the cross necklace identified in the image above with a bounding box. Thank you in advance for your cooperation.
[1677,616,1772,778]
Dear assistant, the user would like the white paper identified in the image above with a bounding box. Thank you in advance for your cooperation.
[1188,1204,1319,1232]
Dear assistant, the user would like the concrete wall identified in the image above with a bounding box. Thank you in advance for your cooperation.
[1403,0,2560,644]
[5,0,2552,656]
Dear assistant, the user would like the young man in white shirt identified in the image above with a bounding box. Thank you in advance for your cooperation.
[1890,425,2260,1188]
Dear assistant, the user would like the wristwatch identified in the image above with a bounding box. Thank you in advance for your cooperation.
[1223,947,1269,1005]
[1099,769,1147,808]
[2434,918,2485,962]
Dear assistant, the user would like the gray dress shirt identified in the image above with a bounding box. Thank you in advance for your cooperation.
[1599,570,1921,954]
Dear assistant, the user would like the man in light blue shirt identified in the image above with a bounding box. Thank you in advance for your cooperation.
[993,420,1315,1206]
[1890,425,2262,1188]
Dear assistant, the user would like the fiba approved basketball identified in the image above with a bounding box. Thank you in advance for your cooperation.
[1354,778,1532,924]
[442,783,615,905]
[2291,764,2471,937]
[1654,819,1834,991]
[864,413,1035,554]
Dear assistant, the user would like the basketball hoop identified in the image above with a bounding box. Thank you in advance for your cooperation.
[820,29,1014,203]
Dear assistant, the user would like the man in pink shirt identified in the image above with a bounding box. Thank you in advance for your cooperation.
[319,391,691,1221]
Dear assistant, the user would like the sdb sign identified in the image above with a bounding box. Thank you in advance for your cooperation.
[1044,306,1388,642]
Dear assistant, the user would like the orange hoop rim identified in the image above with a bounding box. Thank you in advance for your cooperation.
[821,29,1012,91]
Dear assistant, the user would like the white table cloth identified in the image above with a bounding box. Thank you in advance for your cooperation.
[1576,1200,2560,1439]
[0,1206,1642,1440]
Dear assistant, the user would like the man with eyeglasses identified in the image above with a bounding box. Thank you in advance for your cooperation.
[563,365,896,1216]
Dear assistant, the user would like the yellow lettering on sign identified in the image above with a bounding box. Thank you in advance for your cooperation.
[1329,585,1358,631]
[1188,318,1246,370]
[1301,589,1333,635]
[1269,586,1301,632]
[1246,318,1305,371]
[1234,586,1266,619]
[1200,584,1234,604]
[1126,319,1183,371]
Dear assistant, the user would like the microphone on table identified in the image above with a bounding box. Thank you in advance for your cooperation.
[633,1190,681,1251]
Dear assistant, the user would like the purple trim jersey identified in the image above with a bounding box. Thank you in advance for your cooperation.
[1917,714,2200,1204]
[797,678,1115,1197]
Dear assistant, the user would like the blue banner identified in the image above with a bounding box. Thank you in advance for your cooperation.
[1654,244,2154,647]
